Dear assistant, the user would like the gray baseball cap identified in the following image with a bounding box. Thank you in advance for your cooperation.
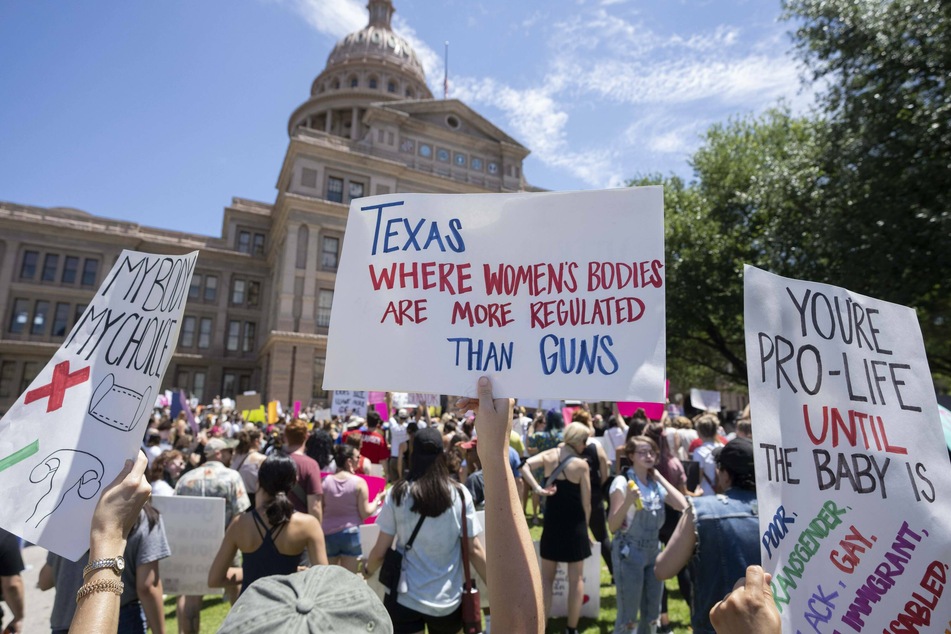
[219,566,392,633]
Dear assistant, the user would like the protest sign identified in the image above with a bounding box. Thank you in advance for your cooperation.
[689,388,721,412]
[151,495,225,596]
[234,392,261,414]
[0,250,196,560]
[331,390,368,418]
[407,392,439,407]
[324,189,665,401]
[534,543,601,619]
[744,266,950,632]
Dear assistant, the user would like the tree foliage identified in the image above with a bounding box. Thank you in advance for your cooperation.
[648,0,951,390]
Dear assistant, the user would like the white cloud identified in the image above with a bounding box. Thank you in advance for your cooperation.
[267,0,365,38]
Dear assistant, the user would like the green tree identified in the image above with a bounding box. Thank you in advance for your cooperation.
[638,109,829,387]
[784,0,951,377]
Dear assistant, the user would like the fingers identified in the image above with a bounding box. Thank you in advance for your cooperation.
[128,451,149,480]
[477,376,495,415]
[745,565,766,599]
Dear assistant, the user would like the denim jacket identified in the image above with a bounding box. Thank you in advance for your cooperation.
[690,488,760,634]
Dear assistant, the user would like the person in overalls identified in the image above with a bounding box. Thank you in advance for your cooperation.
[608,436,688,634]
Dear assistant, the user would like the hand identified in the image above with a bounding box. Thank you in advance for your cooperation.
[90,451,151,544]
[455,376,513,465]
[709,566,781,634]
[3,617,22,633]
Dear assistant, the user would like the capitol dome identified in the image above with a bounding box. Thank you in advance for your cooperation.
[288,0,433,136]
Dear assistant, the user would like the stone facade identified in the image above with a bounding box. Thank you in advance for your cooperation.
[0,0,534,413]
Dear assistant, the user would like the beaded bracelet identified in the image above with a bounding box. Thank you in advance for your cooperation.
[76,579,124,603]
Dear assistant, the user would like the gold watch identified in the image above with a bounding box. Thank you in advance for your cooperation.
[83,555,126,578]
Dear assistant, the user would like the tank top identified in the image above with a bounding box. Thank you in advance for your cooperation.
[241,508,301,594]
[321,474,363,535]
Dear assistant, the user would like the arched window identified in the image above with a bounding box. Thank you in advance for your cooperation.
[349,75,359,88]
[405,87,415,98]
[368,76,378,89]
[331,79,340,90]
[295,224,310,269]
[387,81,397,93]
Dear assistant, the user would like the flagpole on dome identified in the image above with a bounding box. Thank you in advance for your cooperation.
[443,41,449,99]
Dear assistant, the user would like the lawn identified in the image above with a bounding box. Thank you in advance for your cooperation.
[162,525,694,633]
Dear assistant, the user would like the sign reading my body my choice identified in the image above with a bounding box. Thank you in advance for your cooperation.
[0,250,196,560]
[743,266,950,633]
[324,188,666,402]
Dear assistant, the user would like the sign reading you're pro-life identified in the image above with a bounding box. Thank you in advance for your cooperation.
[0,250,196,560]
[744,266,950,633]
[325,188,665,402]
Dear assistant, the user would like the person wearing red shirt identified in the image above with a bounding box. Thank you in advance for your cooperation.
[343,410,389,465]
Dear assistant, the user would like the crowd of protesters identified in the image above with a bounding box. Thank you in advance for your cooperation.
[25,385,779,634]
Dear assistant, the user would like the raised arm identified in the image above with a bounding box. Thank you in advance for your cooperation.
[463,377,543,633]
[71,452,151,634]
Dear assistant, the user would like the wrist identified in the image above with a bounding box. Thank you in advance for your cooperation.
[88,536,127,561]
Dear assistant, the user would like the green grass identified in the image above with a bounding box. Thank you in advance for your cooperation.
[162,525,693,633]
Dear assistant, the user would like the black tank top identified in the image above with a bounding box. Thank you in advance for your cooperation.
[240,508,302,594]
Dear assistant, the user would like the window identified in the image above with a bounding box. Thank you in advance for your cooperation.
[193,371,206,402]
[242,322,256,353]
[0,361,15,398]
[437,148,450,162]
[226,320,241,351]
[204,276,218,302]
[237,231,252,254]
[317,290,334,328]
[51,303,70,337]
[388,81,397,93]
[180,316,196,348]
[31,301,50,335]
[20,362,40,394]
[252,233,266,256]
[419,144,432,158]
[349,76,358,88]
[471,157,483,171]
[73,304,87,328]
[321,236,340,270]
[81,259,99,287]
[454,153,467,167]
[41,254,59,282]
[239,375,251,393]
[349,181,365,201]
[8,299,29,334]
[247,281,261,307]
[301,168,318,188]
[312,356,327,400]
[188,274,202,300]
[222,373,237,398]
[198,318,212,349]
[176,370,189,391]
[368,77,378,89]
[327,177,344,203]
[231,279,246,305]
[62,256,79,284]
[20,251,39,279]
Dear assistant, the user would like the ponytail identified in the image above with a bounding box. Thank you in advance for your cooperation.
[257,454,299,527]
[264,490,295,527]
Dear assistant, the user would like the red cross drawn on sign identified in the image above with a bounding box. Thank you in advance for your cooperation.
[24,361,91,413]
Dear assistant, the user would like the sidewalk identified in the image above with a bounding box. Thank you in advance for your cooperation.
[20,544,54,633]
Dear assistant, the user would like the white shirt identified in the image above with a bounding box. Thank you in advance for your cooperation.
[389,421,408,458]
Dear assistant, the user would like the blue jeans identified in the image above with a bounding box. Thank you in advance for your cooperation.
[117,600,147,634]
[612,533,662,634]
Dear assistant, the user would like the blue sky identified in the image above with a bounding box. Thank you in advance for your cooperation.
[0,0,815,237]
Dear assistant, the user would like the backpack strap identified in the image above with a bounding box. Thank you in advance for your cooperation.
[544,454,577,489]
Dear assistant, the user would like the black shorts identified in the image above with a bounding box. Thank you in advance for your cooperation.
[384,592,463,634]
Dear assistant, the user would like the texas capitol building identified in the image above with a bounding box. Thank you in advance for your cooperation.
[0,0,537,413]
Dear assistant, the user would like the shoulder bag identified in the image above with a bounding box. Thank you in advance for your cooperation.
[379,512,426,596]
[458,486,482,634]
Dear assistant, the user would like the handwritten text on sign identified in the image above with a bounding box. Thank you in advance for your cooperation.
[743,266,949,633]
[324,189,665,401]
[0,250,196,560]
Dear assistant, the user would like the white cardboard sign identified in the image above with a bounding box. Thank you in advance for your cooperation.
[331,390,368,418]
[0,250,196,560]
[744,266,950,632]
[151,495,225,595]
[324,189,665,401]
[689,388,721,412]
[534,542,601,619]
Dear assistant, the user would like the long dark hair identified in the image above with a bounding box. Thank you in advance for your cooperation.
[305,429,335,470]
[235,428,261,455]
[392,452,453,518]
[257,454,298,527]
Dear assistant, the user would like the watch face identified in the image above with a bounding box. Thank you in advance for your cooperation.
[116,557,125,571]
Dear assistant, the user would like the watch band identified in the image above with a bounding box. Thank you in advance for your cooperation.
[83,555,125,578]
